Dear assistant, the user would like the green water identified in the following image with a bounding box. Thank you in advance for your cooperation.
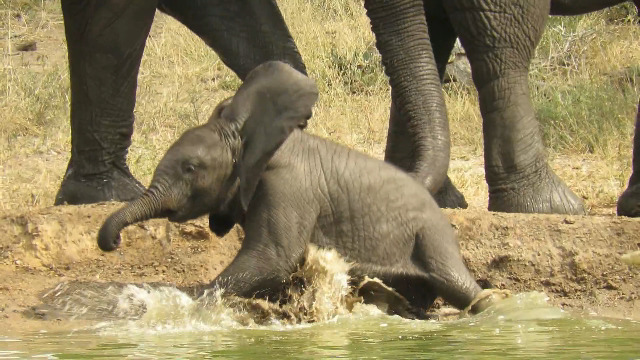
[1,290,639,359]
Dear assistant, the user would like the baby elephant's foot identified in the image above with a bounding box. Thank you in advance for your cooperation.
[617,184,640,217]
[488,167,586,215]
[54,164,145,205]
[356,276,420,319]
[463,288,512,315]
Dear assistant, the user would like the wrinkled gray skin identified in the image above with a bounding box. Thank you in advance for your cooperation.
[52,0,574,217]
[424,0,639,217]
[98,62,494,318]
[58,0,637,217]
[55,1,311,205]
[549,0,640,217]
[54,0,450,212]
[410,0,584,214]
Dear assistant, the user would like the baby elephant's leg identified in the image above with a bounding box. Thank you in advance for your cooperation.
[203,246,304,301]
[206,189,312,300]
[413,228,491,313]
[350,264,438,319]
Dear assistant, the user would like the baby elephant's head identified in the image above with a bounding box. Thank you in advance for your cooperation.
[98,61,318,252]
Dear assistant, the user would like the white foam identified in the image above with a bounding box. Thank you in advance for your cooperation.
[91,245,382,334]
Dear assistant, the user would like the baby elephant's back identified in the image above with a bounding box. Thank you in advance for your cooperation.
[321,137,436,213]
[303,134,444,264]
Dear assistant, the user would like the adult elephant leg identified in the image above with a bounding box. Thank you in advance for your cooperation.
[425,5,469,209]
[365,0,450,195]
[446,0,585,214]
[55,0,156,205]
[157,0,306,79]
[617,102,640,217]
[350,264,437,318]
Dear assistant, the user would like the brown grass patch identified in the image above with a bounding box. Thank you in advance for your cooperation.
[0,2,638,212]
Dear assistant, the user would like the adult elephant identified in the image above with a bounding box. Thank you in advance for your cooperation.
[58,0,619,216]
[379,0,639,215]
[55,0,451,207]
[55,1,306,205]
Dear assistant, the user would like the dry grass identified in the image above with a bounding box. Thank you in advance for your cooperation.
[1,1,638,213]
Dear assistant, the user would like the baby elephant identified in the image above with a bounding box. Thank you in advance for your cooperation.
[98,61,502,317]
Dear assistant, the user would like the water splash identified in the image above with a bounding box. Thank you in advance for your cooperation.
[36,245,388,334]
[469,291,567,322]
[33,246,578,336]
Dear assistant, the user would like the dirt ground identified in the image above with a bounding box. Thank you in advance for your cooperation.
[0,203,638,333]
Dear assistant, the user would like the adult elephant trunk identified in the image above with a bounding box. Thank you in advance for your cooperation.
[97,187,166,252]
[364,0,450,194]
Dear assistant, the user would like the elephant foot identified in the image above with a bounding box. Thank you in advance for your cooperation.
[617,184,640,217]
[433,176,469,209]
[54,163,145,205]
[463,288,511,315]
[488,168,586,215]
[355,276,421,319]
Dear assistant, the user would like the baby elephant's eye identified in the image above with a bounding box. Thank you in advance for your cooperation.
[183,163,197,174]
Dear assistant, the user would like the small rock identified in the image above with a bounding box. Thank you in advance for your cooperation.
[443,41,472,86]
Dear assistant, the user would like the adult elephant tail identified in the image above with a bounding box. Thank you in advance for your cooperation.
[364,0,450,194]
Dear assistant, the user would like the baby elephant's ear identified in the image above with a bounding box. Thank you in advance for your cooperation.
[221,61,319,210]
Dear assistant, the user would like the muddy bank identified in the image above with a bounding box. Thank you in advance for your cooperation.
[448,210,640,320]
[0,203,638,331]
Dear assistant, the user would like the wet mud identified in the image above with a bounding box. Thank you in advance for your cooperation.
[1,204,638,332]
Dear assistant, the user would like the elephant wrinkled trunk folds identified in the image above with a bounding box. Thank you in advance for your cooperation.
[98,189,164,252]
[364,0,450,195]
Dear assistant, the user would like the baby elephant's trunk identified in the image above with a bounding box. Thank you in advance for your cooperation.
[97,191,164,251]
